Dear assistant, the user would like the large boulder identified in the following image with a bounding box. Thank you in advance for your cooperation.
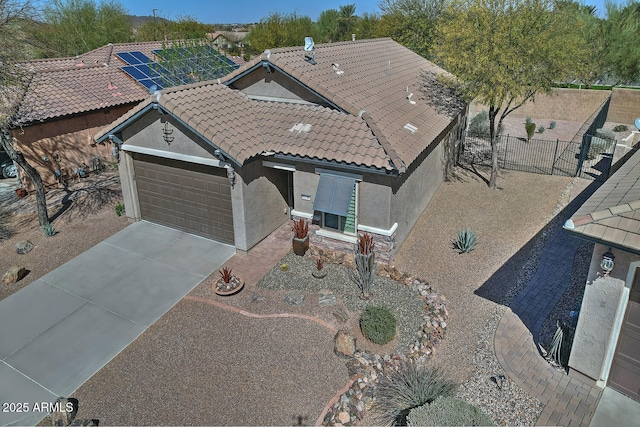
[14,240,34,254]
[2,266,27,285]
[334,330,356,358]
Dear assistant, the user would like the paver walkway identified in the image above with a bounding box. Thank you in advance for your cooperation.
[494,180,602,427]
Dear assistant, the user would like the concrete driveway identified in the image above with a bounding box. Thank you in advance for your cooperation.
[0,221,234,426]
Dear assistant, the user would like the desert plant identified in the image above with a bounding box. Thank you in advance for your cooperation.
[468,110,503,138]
[374,361,457,425]
[407,397,495,427]
[525,121,536,141]
[351,233,376,298]
[549,121,556,129]
[586,136,614,160]
[219,267,233,284]
[358,232,375,254]
[280,263,289,272]
[360,305,397,345]
[316,258,324,270]
[525,116,532,125]
[114,202,125,216]
[613,124,628,132]
[43,224,58,237]
[537,125,545,133]
[292,218,308,239]
[594,128,616,142]
[453,228,478,253]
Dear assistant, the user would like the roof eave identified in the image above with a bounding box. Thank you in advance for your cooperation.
[273,153,398,177]
[563,225,640,256]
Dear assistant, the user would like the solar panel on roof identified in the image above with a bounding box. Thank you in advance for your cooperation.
[120,46,238,90]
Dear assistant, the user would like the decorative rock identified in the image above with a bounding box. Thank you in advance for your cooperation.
[318,289,337,307]
[14,240,34,255]
[70,420,99,426]
[284,289,305,306]
[338,411,350,424]
[334,330,356,358]
[49,397,78,426]
[333,308,349,323]
[2,266,27,285]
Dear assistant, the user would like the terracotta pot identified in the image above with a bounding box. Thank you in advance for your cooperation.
[292,235,309,256]
[15,188,27,198]
[213,276,244,296]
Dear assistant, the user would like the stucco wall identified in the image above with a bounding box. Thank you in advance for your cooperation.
[12,104,134,189]
[608,88,640,124]
[570,243,640,383]
[471,88,611,122]
[235,162,289,251]
[570,274,625,381]
[232,68,329,105]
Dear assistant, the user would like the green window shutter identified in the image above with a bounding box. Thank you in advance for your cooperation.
[343,187,356,233]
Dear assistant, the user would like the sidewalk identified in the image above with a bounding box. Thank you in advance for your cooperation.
[494,180,601,426]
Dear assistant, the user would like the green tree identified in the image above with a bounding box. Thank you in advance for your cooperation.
[247,12,316,54]
[33,0,131,57]
[316,8,339,42]
[337,4,358,40]
[0,0,51,228]
[604,0,640,83]
[433,0,589,189]
[353,12,381,39]
[379,0,447,59]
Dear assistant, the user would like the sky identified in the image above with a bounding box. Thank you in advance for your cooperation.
[116,0,629,24]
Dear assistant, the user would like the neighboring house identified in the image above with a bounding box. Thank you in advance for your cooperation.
[8,41,241,190]
[563,148,640,402]
[95,38,467,262]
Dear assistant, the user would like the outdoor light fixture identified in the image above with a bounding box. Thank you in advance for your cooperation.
[225,165,236,188]
[600,249,615,276]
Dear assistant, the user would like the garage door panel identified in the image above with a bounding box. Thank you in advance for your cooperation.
[133,156,234,244]
[610,298,640,402]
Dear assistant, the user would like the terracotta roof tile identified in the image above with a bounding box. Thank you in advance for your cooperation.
[223,38,464,171]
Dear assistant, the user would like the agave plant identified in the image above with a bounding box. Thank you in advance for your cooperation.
[43,224,58,237]
[453,228,478,254]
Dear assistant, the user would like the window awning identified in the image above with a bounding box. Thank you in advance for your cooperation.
[313,174,355,217]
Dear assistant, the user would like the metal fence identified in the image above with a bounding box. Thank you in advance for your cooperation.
[457,133,616,181]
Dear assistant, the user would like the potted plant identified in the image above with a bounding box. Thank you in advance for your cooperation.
[213,266,244,296]
[292,218,309,256]
[312,258,327,279]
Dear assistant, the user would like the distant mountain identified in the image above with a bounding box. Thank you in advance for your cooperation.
[128,15,171,28]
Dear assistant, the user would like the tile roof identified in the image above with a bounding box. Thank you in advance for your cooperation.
[96,83,392,170]
[564,149,640,254]
[14,41,244,124]
[222,38,464,171]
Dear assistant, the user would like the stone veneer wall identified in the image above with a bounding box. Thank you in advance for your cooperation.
[293,214,397,264]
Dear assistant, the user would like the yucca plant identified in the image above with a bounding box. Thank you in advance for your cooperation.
[374,361,457,425]
[43,224,58,237]
[219,267,233,284]
[453,228,478,254]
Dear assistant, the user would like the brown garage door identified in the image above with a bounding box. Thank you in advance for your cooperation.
[609,269,640,402]
[133,154,234,244]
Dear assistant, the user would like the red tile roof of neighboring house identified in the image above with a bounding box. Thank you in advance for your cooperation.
[15,41,243,125]
[564,149,640,254]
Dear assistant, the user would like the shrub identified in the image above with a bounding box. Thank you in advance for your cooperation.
[594,128,616,142]
[114,202,125,216]
[537,125,545,133]
[549,121,556,129]
[613,124,628,132]
[407,397,495,427]
[586,136,613,160]
[43,224,58,237]
[525,121,536,141]
[453,228,478,253]
[360,305,396,345]
[468,111,503,138]
[525,116,532,125]
[374,362,457,425]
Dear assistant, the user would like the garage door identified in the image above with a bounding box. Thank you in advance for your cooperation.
[133,154,234,244]
[609,270,640,402]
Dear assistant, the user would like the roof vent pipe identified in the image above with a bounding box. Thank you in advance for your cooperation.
[352,34,356,41]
